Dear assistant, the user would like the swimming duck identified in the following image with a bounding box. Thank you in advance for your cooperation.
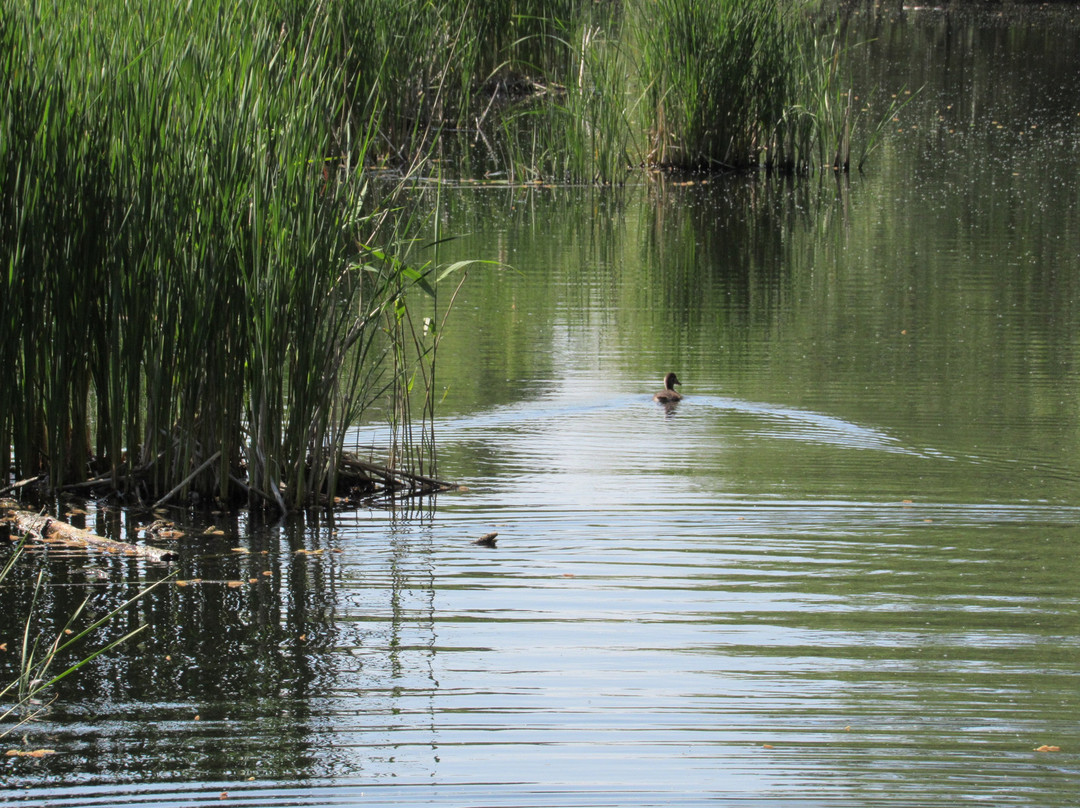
[653,372,683,403]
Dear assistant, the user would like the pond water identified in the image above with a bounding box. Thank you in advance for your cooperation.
[4,5,1080,806]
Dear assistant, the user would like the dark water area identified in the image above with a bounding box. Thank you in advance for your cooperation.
[4,6,1080,806]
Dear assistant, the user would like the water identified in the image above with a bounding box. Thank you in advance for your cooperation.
[5,6,1080,806]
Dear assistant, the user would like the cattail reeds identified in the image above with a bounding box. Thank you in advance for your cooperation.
[0,0,455,508]
[639,0,857,174]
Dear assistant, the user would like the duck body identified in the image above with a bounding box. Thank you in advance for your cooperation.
[653,372,683,403]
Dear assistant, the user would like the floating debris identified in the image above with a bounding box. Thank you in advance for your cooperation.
[473,532,498,548]
[3,507,177,562]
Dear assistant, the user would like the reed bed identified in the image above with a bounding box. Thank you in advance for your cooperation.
[345,0,875,181]
[0,0,456,508]
[638,0,865,173]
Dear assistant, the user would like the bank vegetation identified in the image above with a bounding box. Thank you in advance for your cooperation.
[1,0,881,510]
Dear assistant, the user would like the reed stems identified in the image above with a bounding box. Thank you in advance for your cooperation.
[0,0,458,507]
[345,0,872,180]
[0,537,169,737]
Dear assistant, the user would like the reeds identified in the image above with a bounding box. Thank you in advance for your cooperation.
[0,537,167,737]
[347,0,871,181]
[639,0,858,173]
[0,0,453,507]
[497,20,640,184]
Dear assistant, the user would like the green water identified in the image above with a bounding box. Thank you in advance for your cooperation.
[3,6,1080,806]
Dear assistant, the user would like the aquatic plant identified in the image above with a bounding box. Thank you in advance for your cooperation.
[505,20,641,184]
[351,0,869,180]
[639,0,854,173]
[0,0,458,508]
[327,0,595,168]
[0,536,167,738]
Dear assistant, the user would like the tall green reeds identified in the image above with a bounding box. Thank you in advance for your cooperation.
[342,0,866,181]
[638,0,854,173]
[0,0,452,508]
[326,0,594,169]
[497,20,640,184]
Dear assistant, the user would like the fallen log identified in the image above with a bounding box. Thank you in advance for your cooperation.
[2,507,177,563]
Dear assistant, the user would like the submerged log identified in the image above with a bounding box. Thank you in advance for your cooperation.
[2,507,177,563]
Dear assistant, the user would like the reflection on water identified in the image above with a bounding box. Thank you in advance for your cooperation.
[5,6,1080,807]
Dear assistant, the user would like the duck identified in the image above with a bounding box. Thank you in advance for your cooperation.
[653,372,683,403]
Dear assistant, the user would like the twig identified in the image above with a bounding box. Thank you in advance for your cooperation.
[340,454,455,492]
[152,450,222,508]
[0,476,44,496]
[228,472,285,514]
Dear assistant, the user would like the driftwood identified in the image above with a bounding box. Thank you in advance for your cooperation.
[5,452,454,512]
[339,453,455,499]
[473,532,498,548]
[0,475,45,496]
[2,507,176,563]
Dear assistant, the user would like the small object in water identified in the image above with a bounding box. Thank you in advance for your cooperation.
[473,532,498,547]
[653,372,683,403]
